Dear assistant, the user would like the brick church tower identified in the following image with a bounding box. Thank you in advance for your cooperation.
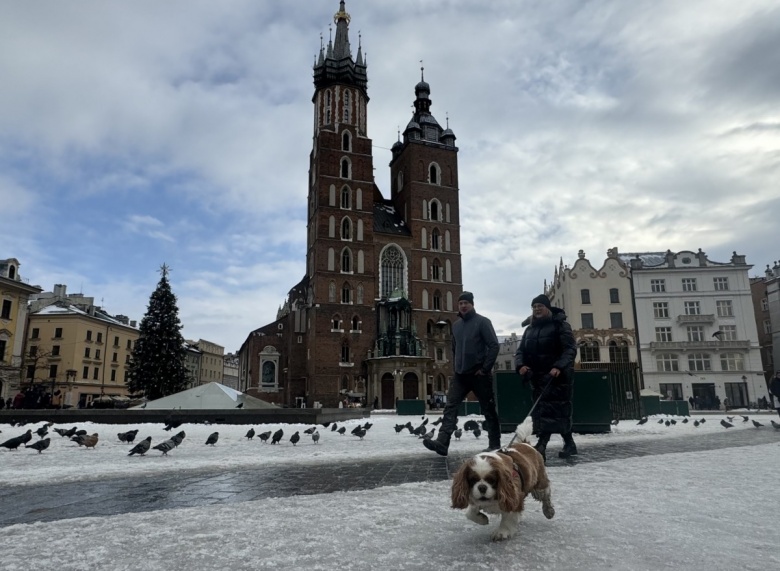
[239,1,464,408]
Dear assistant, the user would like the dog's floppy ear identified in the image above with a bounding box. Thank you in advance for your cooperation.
[494,460,522,513]
[451,463,472,509]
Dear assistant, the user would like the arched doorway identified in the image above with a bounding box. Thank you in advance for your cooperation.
[402,372,419,400]
[381,373,395,409]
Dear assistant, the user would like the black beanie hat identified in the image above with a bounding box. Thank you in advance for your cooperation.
[458,291,474,304]
[532,294,552,309]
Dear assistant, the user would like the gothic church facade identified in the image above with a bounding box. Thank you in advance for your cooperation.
[238,1,465,408]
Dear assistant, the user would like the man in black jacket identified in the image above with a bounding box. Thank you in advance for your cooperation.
[423,291,500,456]
[515,294,578,461]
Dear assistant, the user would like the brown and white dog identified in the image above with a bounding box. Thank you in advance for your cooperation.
[451,417,555,541]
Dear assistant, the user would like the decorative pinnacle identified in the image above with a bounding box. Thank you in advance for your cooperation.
[334,0,350,24]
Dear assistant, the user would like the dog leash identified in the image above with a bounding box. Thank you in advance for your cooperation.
[500,373,555,451]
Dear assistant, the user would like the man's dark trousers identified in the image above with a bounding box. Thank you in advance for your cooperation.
[438,371,501,447]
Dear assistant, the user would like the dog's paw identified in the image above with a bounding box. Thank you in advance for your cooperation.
[491,528,514,541]
[543,502,555,520]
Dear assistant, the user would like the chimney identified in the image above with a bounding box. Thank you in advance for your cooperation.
[130,320,137,328]
[53,284,67,297]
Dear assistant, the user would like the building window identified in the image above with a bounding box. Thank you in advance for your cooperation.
[430,228,440,251]
[580,340,600,362]
[431,261,441,281]
[761,298,768,311]
[380,245,405,299]
[49,364,58,378]
[655,327,672,342]
[114,336,119,347]
[86,330,93,341]
[50,345,60,356]
[684,301,700,315]
[0,339,5,363]
[429,200,440,221]
[716,300,733,317]
[659,383,683,400]
[713,277,729,291]
[764,319,772,334]
[29,345,38,357]
[26,365,34,379]
[429,163,439,185]
[112,352,118,362]
[341,186,351,209]
[332,316,342,330]
[340,157,351,179]
[55,328,63,338]
[31,328,40,339]
[97,332,103,343]
[329,281,337,303]
[1,299,12,319]
[653,301,669,319]
[688,353,711,371]
[433,291,442,311]
[581,289,591,304]
[609,313,623,329]
[656,353,679,372]
[720,353,744,371]
[342,284,351,304]
[82,366,89,379]
[95,349,101,360]
[341,218,352,240]
[609,340,629,362]
[343,89,351,123]
[581,313,594,329]
[718,325,737,340]
[110,369,116,382]
[687,326,704,342]
[84,347,91,358]
[351,316,360,331]
[341,249,352,273]
[341,343,350,364]
[126,340,132,350]
[436,348,445,361]
[609,288,620,303]
[682,278,697,292]
[650,279,666,293]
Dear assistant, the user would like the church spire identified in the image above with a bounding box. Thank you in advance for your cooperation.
[313,1,368,95]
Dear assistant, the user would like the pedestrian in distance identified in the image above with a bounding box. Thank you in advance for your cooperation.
[770,371,780,419]
[423,291,501,457]
[514,294,578,462]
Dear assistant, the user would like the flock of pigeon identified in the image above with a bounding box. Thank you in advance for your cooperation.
[626,414,780,429]
[0,417,377,456]
[2,413,778,456]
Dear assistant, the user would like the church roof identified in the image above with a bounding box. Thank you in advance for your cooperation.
[373,201,411,235]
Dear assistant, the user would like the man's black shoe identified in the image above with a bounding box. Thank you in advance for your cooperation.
[423,438,448,456]
[558,441,578,458]
[534,442,547,463]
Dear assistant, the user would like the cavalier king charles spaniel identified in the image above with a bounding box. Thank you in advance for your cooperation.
[451,417,555,541]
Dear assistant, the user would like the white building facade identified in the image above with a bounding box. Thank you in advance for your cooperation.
[625,249,765,408]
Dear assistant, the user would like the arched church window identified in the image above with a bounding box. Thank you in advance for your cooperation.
[340,157,351,179]
[342,131,351,151]
[380,245,405,299]
[341,186,351,209]
[341,217,351,241]
[343,89,351,123]
[341,248,352,273]
[429,200,440,221]
[429,163,440,185]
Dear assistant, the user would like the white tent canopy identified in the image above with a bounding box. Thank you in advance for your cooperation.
[132,382,277,410]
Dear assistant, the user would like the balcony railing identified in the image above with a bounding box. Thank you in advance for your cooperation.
[676,314,715,324]
[650,340,751,351]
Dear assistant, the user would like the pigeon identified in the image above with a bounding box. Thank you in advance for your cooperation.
[771,420,780,430]
[726,416,734,422]
[352,426,367,439]
[670,419,677,425]
[394,424,406,434]
[664,420,671,427]
[363,422,373,430]
[741,416,749,422]
[351,425,364,435]
[657,419,664,424]
[322,422,331,428]
[412,423,428,437]
[205,432,219,446]
[312,431,320,444]
[473,427,482,439]
[290,431,300,446]
[128,436,152,456]
[62,427,78,438]
[74,429,87,437]
[303,426,317,434]
[153,439,177,455]
[117,429,139,443]
[700,418,706,423]
[235,402,244,409]
[337,427,346,435]
[682,418,689,424]
[453,428,463,440]
[331,423,338,432]
[53,428,69,437]
[405,422,415,434]
[2,430,33,451]
[636,417,648,426]
[170,431,186,446]
[73,433,99,448]
[245,428,256,440]
[271,429,284,444]
[752,419,764,427]
[432,417,443,426]
[259,431,272,443]
[35,425,49,438]
[693,420,700,427]
[163,420,183,432]
[421,428,435,441]
[610,419,619,426]
[720,419,733,428]
[26,438,51,454]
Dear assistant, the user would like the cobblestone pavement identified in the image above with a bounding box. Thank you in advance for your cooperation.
[2,428,778,527]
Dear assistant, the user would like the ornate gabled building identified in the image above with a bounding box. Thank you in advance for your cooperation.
[238,1,464,408]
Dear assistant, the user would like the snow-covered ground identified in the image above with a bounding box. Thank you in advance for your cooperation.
[2,412,779,570]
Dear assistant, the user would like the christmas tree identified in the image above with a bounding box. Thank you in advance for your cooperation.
[126,264,190,400]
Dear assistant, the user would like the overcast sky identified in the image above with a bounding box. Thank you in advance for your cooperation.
[2,0,779,351]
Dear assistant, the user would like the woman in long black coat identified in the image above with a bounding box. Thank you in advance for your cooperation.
[514,294,578,460]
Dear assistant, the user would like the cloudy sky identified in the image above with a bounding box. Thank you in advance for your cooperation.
[3,0,778,351]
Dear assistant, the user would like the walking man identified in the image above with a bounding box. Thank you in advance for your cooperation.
[423,291,500,456]
[514,294,578,461]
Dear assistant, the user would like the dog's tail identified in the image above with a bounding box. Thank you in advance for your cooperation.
[514,416,534,443]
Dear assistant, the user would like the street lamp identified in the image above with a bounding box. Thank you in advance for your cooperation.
[65,369,77,409]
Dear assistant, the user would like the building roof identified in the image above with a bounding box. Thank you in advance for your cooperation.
[373,201,411,235]
[133,382,277,410]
